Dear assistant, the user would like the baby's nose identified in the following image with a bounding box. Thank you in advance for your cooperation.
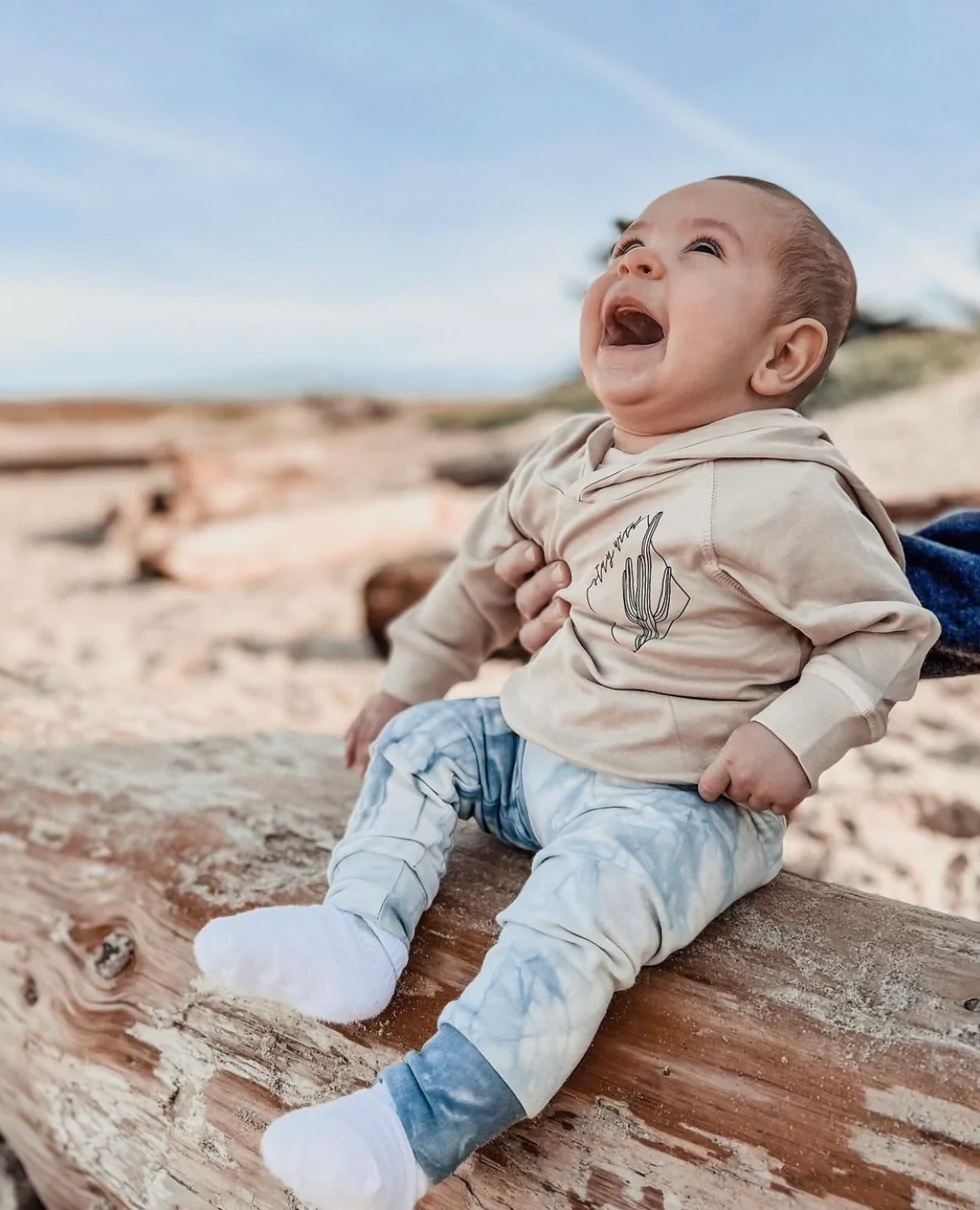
[617,246,665,279]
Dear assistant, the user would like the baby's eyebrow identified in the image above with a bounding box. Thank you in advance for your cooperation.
[621,216,744,252]
[683,217,744,250]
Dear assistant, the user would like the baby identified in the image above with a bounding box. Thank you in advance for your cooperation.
[194,176,940,1209]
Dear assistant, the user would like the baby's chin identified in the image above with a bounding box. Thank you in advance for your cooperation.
[587,358,669,416]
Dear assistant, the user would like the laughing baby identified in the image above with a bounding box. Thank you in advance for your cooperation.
[194,175,939,1209]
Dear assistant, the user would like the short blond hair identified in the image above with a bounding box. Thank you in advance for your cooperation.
[712,175,856,407]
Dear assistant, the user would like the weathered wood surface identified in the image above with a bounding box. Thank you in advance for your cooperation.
[1,686,979,1210]
[137,487,487,587]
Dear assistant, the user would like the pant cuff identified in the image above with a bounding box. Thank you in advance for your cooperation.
[326,860,426,950]
[380,1023,525,1183]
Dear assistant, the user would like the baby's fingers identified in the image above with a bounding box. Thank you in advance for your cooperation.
[493,541,544,588]
[518,597,570,655]
[515,562,569,622]
[770,790,805,816]
[698,758,731,803]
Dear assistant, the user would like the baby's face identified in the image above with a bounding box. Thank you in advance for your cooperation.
[580,179,787,433]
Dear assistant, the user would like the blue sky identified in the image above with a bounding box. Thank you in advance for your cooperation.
[1,0,979,397]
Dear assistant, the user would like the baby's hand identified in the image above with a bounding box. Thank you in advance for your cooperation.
[344,692,409,777]
[698,722,809,816]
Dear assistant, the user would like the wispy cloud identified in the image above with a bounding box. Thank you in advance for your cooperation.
[442,0,980,303]
[1,91,272,181]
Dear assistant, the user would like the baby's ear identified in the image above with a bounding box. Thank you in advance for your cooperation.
[751,318,828,399]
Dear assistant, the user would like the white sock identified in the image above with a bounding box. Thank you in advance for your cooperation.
[193,903,408,1023]
[262,1083,431,1210]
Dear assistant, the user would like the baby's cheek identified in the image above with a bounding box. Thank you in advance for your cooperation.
[579,280,605,365]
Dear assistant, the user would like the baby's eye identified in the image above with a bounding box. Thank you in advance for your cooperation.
[612,236,643,258]
[688,236,723,258]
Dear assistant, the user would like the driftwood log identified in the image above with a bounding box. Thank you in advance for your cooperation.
[363,551,459,657]
[1,685,979,1210]
[155,446,334,527]
[884,489,980,526]
[433,451,518,489]
[0,423,176,473]
[0,397,389,475]
[0,411,294,475]
[137,487,487,588]
[363,552,526,662]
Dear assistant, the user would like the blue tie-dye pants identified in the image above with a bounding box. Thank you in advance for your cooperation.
[326,697,786,1184]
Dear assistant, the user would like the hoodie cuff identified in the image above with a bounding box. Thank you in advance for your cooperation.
[752,673,874,790]
[381,646,461,707]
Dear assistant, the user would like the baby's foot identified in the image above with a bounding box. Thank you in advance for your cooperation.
[262,1084,431,1210]
[193,903,407,1023]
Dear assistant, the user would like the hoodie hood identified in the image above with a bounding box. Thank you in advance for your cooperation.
[559,408,904,568]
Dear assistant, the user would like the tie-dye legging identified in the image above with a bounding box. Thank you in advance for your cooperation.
[326,697,786,1184]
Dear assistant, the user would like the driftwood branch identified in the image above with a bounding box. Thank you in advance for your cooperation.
[0,686,978,1209]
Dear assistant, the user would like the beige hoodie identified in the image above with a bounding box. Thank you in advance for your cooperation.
[383,408,940,788]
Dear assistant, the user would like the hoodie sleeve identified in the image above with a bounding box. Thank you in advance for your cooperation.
[709,460,941,789]
[380,455,537,706]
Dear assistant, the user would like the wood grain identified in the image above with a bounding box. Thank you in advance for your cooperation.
[0,687,978,1210]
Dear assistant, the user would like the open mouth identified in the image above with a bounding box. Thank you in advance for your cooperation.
[601,300,666,348]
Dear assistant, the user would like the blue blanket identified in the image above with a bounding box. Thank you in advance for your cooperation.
[903,511,980,677]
